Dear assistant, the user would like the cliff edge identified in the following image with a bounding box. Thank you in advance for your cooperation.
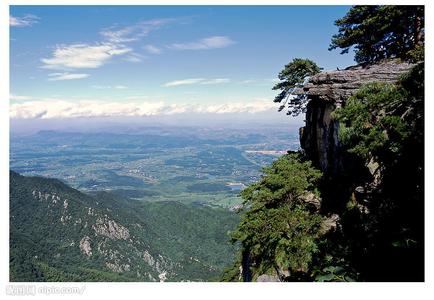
[296,61,414,176]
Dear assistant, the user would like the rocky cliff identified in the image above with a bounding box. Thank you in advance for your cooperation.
[295,61,414,176]
[249,61,417,282]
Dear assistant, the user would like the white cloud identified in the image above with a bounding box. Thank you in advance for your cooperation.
[163,78,205,87]
[91,85,128,89]
[91,85,111,89]
[164,78,230,87]
[123,52,146,63]
[196,101,275,114]
[100,27,137,44]
[10,94,33,101]
[100,18,176,43]
[239,79,256,84]
[236,78,282,86]
[201,78,230,85]
[143,44,162,54]
[10,14,39,27]
[41,44,132,70]
[10,99,276,119]
[48,72,90,81]
[39,18,173,77]
[168,36,235,50]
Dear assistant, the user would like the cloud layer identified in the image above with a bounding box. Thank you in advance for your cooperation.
[168,36,235,50]
[91,85,128,89]
[164,78,230,87]
[10,99,276,119]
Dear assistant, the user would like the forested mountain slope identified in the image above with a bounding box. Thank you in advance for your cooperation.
[10,171,238,282]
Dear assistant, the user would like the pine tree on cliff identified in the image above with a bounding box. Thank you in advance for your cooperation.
[329,5,424,63]
[272,58,321,116]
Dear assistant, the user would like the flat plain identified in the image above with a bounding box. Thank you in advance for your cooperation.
[10,125,299,209]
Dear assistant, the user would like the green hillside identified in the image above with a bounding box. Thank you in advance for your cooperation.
[10,171,239,282]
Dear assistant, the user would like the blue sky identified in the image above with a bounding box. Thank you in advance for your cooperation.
[10,5,355,119]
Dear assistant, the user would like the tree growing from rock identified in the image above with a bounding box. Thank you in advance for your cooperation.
[225,154,325,281]
[272,58,321,116]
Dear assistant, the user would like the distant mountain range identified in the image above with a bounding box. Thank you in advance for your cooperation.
[10,171,239,282]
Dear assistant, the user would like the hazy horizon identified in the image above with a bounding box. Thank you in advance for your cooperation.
[10,110,305,135]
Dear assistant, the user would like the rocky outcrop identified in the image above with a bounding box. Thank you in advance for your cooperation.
[300,192,321,211]
[321,214,340,233]
[106,261,131,273]
[92,216,130,240]
[256,274,280,282]
[79,236,92,257]
[295,61,414,104]
[296,61,414,175]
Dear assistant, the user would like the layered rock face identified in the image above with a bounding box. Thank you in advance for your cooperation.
[296,61,414,175]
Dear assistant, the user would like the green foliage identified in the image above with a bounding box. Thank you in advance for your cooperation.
[333,82,411,163]
[272,58,321,116]
[230,154,324,280]
[406,44,424,63]
[186,182,231,193]
[220,254,243,282]
[331,64,424,281]
[400,61,424,98]
[329,5,424,64]
[240,154,322,207]
[333,62,423,170]
[314,266,355,282]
